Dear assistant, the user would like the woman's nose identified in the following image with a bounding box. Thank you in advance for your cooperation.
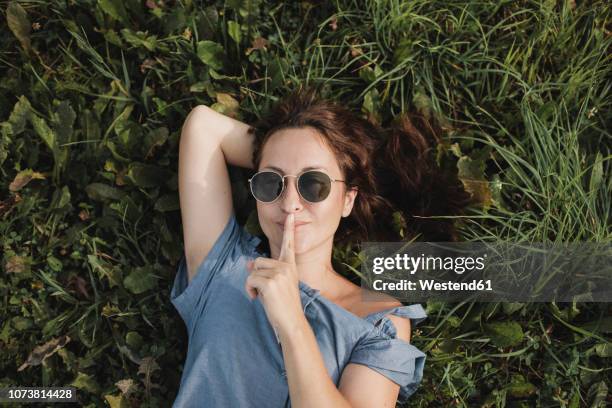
[280,177,303,211]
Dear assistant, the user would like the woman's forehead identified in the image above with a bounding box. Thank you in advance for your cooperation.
[260,127,340,172]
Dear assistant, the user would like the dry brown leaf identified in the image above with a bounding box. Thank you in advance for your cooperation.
[6,255,26,273]
[115,378,137,396]
[18,336,71,371]
[9,169,46,192]
[138,356,160,396]
[246,37,268,55]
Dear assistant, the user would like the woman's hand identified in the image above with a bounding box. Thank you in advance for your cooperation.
[245,213,304,338]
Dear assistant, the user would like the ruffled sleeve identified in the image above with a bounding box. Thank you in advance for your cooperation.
[170,212,261,336]
[348,304,428,404]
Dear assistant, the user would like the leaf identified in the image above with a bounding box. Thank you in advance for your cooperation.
[393,38,414,66]
[104,394,129,408]
[228,20,241,44]
[104,28,123,46]
[126,163,170,188]
[50,100,77,146]
[117,344,142,365]
[12,316,33,331]
[587,380,608,407]
[589,152,603,193]
[189,82,208,93]
[505,374,537,397]
[412,87,432,120]
[196,6,219,39]
[18,335,71,371]
[88,255,121,287]
[246,36,268,55]
[593,343,612,358]
[126,331,143,350]
[115,379,137,396]
[85,182,126,202]
[113,104,135,147]
[47,255,63,272]
[197,40,225,70]
[211,92,240,118]
[4,95,32,136]
[138,356,160,396]
[227,0,262,19]
[362,88,381,124]
[7,1,32,53]
[457,155,492,209]
[501,302,525,315]
[484,321,524,348]
[143,127,168,160]
[121,29,158,52]
[52,185,72,210]
[97,0,130,26]
[29,113,56,152]
[101,303,119,318]
[123,266,157,294]
[489,173,506,210]
[71,372,100,394]
[106,140,131,163]
[268,56,288,91]
[0,322,11,343]
[154,194,180,212]
[391,211,407,239]
[5,255,28,273]
[9,169,46,191]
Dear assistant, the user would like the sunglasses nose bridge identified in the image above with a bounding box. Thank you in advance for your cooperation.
[280,174,302,201]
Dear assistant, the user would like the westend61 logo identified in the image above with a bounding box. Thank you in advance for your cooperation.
[371,253,487,275]
[370,253,492,293]
[360,242,612,302]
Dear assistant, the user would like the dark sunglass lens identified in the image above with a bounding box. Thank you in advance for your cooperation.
[299,171,331,202]
[252,172,283,202]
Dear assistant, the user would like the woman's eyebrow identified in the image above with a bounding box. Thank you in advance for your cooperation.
[262,165,327,173]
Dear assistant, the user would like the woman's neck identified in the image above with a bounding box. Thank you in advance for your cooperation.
[270,239,342,297]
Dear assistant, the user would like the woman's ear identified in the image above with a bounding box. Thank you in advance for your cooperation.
[342,187,358,218]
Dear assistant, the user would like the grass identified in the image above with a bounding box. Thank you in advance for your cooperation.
[0,0,610,407]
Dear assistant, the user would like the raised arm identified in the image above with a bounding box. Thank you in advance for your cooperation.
[178,105,255,282]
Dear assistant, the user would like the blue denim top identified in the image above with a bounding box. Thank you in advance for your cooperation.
[171,213,428,407]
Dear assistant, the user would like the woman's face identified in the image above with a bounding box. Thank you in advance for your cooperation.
[257,127,358,258]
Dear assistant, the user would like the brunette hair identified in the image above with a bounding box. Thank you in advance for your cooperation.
[246,86,472,251]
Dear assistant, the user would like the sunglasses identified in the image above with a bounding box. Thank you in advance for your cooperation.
[248,169,350,203]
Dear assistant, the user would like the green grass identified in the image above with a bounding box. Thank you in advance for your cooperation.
[1,1,610,407]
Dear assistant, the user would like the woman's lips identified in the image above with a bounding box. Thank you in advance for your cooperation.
[276,222,310,228]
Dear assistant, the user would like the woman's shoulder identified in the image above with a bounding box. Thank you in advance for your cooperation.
[338,278,403,319]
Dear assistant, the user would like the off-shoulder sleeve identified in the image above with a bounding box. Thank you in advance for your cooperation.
[349,304,428,404]
[170,212,261,335]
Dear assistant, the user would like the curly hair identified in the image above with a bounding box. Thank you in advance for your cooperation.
[246,86,473,251]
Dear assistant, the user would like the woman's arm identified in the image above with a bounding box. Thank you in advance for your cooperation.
[200,105,256,169]
[278,317,353,408]
[279,314,411,408]
[178,105,255,281]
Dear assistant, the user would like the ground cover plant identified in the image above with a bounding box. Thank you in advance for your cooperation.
[1,0,610,406]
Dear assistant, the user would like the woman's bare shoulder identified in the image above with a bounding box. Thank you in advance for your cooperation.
[340,280,402,318]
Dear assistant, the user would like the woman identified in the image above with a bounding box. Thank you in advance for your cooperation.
[171,87,470,407]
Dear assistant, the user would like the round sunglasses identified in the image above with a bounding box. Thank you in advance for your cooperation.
[248,170,349,203]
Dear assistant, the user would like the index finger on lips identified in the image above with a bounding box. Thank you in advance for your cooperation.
[278,213,295,264]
